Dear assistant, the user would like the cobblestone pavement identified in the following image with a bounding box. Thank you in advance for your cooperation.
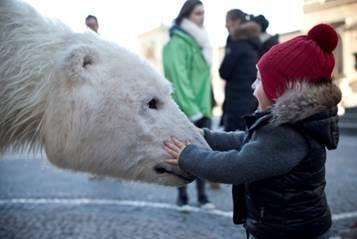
[0,135,356,239]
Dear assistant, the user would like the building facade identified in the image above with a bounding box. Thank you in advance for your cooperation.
[303,0,357,109]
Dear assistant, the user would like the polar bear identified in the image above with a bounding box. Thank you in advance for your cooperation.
[0,0,208,186]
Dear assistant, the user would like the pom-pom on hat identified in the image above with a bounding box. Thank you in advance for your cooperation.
[257,23,339,101]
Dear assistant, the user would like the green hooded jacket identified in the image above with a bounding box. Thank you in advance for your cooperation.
[163,27,212,121]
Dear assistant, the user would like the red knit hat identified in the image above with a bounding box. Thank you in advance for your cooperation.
[257,23,339,101]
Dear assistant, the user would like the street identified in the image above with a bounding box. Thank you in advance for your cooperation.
[0,135,357,239]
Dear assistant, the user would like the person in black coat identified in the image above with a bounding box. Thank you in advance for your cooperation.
[253,14,279,59]
[219,10,260,131]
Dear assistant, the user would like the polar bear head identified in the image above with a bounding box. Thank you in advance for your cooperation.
[41,40,208,186]
[0,0,211,186]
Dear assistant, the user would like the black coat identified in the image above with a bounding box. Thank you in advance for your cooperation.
[219,36,259,125]
[258,34,279,59]
[234,109,337,239]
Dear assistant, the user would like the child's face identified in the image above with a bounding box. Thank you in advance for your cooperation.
[252,69,272,111]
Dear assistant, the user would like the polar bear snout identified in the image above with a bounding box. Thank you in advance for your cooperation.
[153,162,195,184]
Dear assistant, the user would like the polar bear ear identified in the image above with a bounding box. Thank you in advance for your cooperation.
[62,45,99,82]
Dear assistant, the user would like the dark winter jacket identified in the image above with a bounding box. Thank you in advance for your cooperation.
[258,33,279,59]
[178,82,342,239]
[219,23,260,119]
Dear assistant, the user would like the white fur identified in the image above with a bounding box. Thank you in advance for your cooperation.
[0,0,208,186]
[180,19,213,66]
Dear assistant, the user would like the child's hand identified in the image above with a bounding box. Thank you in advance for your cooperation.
[164,137,190,166]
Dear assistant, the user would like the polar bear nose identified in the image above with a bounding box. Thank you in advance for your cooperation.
[153,163,194,182]
[153,165,166,174]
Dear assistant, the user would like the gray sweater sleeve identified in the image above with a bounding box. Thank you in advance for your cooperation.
[203,129,246,151]
[179,125,308,185]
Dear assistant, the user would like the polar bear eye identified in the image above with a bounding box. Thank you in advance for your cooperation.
[148,98,159,110]
[82,55,94,69]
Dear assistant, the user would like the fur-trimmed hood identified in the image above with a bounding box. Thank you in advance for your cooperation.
[271,82,342,149]
[233,21,261,40]
[246,82,342,150]
[271,82,341,125]
[231,21,261,51]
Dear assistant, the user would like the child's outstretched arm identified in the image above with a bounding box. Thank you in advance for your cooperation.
[165,125,308,185]
[202,129,246,151]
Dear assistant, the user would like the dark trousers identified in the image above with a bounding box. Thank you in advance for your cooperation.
[249,228,331,239]
[223,98,258,132]
[178,177,207,202]
[177,117,211,203]
[223,113,246,132]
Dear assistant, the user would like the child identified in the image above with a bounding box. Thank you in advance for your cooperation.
[164,24,342,239]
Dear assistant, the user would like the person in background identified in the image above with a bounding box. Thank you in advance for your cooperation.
[219,10,260,131]
[163,0,214,209]
[85,15,99,33]
[252,14,279,58]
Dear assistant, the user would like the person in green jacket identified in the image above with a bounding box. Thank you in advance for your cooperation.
[163,0,214,209]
